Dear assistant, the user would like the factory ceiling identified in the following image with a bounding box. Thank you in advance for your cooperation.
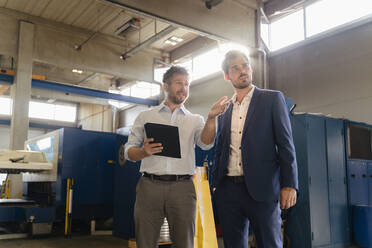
[0,0,264,104]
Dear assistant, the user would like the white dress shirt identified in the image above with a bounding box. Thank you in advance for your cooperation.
[227,86,255,176]
[124,102,213,175]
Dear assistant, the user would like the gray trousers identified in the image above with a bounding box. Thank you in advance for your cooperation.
[134,176,196,248]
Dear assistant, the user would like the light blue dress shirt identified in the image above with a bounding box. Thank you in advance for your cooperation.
[124,102,213,175]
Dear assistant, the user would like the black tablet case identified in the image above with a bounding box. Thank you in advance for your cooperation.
[144,122,181,158]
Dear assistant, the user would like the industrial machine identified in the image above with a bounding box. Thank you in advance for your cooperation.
[0,127,128,237]
[0,149,55,237]
[344,120,372,247]
[285,114,351,248]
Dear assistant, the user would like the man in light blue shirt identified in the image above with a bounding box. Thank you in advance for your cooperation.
[125,66,229,248]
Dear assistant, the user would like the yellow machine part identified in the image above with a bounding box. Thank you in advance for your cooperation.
[193,167,218,248]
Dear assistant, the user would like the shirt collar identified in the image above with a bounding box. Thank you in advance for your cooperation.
[157,101,187,115]
[232,85,255,103]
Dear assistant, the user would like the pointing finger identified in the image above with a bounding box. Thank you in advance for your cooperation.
[217,96,228,105]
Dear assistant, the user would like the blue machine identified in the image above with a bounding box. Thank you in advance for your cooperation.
[0,128,127,235]
[344,120,372,247]
[25,127,127,221]
[113,136,141,239]
[286,114,350,248]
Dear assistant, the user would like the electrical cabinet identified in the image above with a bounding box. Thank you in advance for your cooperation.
[285,114,350,248]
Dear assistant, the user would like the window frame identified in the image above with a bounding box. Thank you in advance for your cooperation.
[263,0,372,56]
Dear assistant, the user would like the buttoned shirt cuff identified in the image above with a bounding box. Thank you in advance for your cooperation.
[197,136,214,150]
[124,144,137,162]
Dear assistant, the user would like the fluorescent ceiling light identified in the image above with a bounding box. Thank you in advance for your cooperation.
[164,40,177,46]
[72,69,83,74]
[170,36,184,42]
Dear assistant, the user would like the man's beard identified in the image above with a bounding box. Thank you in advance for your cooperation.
[168,92,187,104]
[233,79,252,89]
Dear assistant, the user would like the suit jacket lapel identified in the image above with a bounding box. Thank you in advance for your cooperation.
[223,103,233,144]
[242,87,260,134]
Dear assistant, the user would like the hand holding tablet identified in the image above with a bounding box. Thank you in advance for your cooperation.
[144,122,181,158]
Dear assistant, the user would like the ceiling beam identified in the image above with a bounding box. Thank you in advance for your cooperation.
[101,0,256,47]
[120,25,177,60]
[0,73,158,106]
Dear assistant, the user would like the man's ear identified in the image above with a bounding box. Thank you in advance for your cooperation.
[224,73,230,81]
[163,83,168,93]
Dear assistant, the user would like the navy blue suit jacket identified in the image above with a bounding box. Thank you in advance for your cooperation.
[212,87,298,202]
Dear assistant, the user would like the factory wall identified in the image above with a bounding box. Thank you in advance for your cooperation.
[185,74,235,119]
[269,20,372,124]
[78,103,113,132]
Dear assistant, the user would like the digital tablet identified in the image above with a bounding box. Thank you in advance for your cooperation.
[144,122,181,158]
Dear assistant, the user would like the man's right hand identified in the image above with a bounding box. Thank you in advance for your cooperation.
[142,138,163,157]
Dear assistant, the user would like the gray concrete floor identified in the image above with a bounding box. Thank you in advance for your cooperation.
[0,235,129,248]
[0,235,361,248]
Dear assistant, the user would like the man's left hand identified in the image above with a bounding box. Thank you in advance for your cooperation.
[280,187,297,209]
[208,96,231,119]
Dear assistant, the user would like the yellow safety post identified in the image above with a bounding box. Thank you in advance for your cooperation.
[64,178,70,236]
[5,179,10,199]
[0,178,10,199]
[64,178,74,237]
[193,165,218,248]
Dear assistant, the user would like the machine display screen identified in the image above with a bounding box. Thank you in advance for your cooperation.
[348,124,372,160]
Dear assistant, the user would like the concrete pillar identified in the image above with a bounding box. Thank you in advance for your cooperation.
[9,21,34,199]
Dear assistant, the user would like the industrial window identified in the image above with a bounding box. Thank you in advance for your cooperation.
[0,97,76,122]
[0,96,12,115]
[270,9,304,51]
[262,0,372,51]
[109,81,161,109]
[193,48,221,80]
[306,0,372,37]
[29,101,77,123]
[154,66,170,83]
[153,42,250,84]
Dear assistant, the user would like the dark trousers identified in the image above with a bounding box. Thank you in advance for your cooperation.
[214,178,282,248]
[134,177,196,248]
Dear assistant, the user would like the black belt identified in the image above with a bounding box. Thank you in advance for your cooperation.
[143,172,192,181]
[227,176,245,183]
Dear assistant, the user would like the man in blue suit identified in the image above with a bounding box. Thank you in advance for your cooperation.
[212,50,298,248]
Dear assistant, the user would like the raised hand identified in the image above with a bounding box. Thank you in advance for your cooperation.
[208,96,231,119]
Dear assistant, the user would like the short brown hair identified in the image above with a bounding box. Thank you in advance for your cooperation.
[221,50,250,75]
[162,66,189,84]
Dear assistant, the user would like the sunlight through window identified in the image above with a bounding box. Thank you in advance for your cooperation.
[271,9,304,51]
[0,97,12,115]
[306,0,372,37]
